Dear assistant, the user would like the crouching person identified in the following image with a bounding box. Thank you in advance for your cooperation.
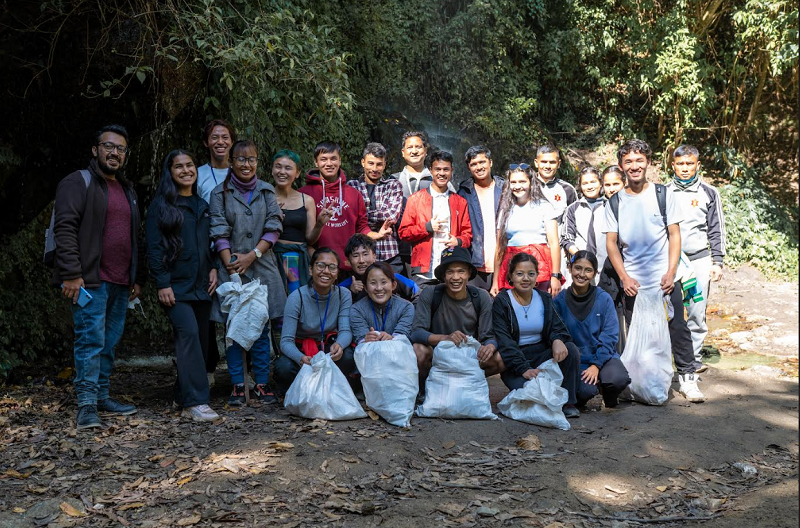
[350,262,415,345]
[410,247,504,387]
[275,249,357,394]
[492,253,582,418]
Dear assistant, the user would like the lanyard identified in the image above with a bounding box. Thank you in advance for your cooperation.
[314,289,331,350]
[371,300,391,333]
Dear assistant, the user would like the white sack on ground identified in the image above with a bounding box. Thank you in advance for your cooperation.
[216,273,270,351]
[284,352,367,421]
[497,359,570,430]
[354,336,418,427]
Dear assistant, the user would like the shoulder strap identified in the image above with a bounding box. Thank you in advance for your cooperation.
[78,170,92,188]
[467,285,483,316]
[608,192,620,222]
[654,183,669,238]
[430,284,447,319]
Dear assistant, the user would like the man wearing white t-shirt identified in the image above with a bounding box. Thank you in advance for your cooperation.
[604,139,704,403]
[197,119,235,203]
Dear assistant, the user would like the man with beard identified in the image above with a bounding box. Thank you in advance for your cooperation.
[53,124,146,429]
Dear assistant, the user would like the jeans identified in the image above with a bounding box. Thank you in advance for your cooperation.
[72,282,130,407]
[226,322,272,385]
[500,341,581,405]
[167,301,211,408]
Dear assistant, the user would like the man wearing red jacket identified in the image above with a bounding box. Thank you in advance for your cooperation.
[399,150,472,288]
[299,141,391,272]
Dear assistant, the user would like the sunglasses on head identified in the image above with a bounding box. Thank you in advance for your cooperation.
[509,163,530,170]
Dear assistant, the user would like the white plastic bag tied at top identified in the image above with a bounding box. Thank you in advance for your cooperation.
[284,352,367,421]
[354,335,419,428]
[497,359,570,430]
[216,273,270,351]
[416,336,497,420]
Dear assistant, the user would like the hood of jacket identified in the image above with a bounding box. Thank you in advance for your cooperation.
[304,168,347,189]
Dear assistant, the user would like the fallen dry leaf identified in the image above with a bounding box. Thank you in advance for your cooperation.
[177,476,193,487]
[656,485,668,492]
[176,513,202,526]
[442,440,456,449]
[516,434,542,451]
[605,485,627,494]
[4,469,29,479]
[12,507,25,513]
[220,459,240,473]
[437,503,465,516]
[265,441,294,451]
[320,460,329,473]
[367,410,379,421]
[60,502,86,517]
[159,456,177,468]
[117,502,146,511]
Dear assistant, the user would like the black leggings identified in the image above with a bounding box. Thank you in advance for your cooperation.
[500,341,581,405]
[167,301,211,408]
[576,357,630,406]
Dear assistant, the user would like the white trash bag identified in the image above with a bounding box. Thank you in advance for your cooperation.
[284,352,367,421]
[354,336,419,427]
[620,286,674,405]
[415,337,497,420]
[497,359,570,430]
[216,273,270,351]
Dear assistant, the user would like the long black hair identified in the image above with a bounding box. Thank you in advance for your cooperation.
[155,149,196,266]
[495,165,545,269]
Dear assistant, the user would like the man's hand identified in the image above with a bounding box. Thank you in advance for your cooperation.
[552,339,568,362]
[317,207,334,226]
[710,265,723,282]
[660,269,676,294]
[129,284,142,302]
[62,277,84,304]
[621,274,640,297]
[377,219,394,239]
[549,276,562,296]
[581,365,600,385]
[158,287,176,307]
[208,268,218,295]
[329,343,344,361]
[349,278,365,295]
[445,330,469,346]
[522,368,540,380]
[430,215,444,233]
[477,343,496,364]
[489,283,500,297]
[445,236,459,249]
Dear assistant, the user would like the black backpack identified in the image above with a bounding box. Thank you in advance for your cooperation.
[607,183,669,238]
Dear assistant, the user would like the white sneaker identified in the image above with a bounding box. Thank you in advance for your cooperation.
[181,405,219,422]
[678,374,705,403]
[207,372,216,388]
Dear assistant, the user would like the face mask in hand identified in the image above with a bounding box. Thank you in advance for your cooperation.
[128,297,145,317]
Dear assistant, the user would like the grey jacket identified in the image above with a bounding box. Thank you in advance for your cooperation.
[209,179,288,320]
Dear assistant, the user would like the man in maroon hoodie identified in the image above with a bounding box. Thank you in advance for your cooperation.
[299,141,391,272]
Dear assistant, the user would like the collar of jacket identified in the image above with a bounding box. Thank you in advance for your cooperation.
[670,176,703,192]
[358,174,390,186]
[458,175,503,194]
[577,196,606,206]
[304,168,347,186]
[539,177,561,188]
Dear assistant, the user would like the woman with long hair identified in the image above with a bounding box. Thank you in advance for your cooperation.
[490,164,562,296]
[209,140,287,406]
[146,149,219,422]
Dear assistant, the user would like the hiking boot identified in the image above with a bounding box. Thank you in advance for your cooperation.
[207,372,216,388]
[228,384,247,406]
[97,398,137,416]
[181,404,219,422]
[77,405,101,430]
[678,374,705,403]
[563,404,581,418]
[253,384,278,404]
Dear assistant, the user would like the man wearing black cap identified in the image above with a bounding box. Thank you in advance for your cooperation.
[410,247,504,383]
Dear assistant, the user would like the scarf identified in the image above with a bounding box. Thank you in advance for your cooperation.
[565,284,597,322]
[230,172,258,196]
[672,173,699,190]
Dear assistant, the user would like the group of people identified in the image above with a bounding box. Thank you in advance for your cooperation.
[52,121,726,430]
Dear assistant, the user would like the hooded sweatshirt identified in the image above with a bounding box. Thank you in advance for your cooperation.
[299,168,371,269]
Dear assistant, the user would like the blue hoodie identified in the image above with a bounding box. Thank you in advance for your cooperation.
[553,288,619,370]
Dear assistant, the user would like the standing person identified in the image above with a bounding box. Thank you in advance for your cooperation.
[492,253,581,418]
[347,143,404,273]
[666,144,726,372]
[53,124,145,429]
[561,167,609,275]
[339,234,420,303]
[398,151,472,288]
[350,262,415,345]
[603,138,704,403]
[196,119,235,389]
[275,249,356,394]
[553,251,630,408]
[458,146,505,290]
[490,164,562,297]
[601,166,626,199]
[146,150,219,422]
[272,149,326,294]
[298,141,390,273]
[598,165,628,353]
[209,140,287,406]
[393,131,432,199]
[535,144,577,223]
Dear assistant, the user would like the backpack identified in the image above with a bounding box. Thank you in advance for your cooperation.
[607,183,669,238]
[43,170,92,268]
[430,284,483,322]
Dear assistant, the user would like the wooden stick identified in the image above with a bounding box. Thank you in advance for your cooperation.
[241,347,251,406]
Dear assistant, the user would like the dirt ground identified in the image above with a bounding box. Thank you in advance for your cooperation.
[1,266,798,528]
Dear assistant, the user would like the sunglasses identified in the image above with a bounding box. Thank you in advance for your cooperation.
[509,163,530,170]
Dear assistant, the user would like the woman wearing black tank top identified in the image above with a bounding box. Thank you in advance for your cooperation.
[272,150,327,293]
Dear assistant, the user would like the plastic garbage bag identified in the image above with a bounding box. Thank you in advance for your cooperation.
[284,352,367,421]
[216,273,269,351]
[620,286,674,405]
[415,336,497,420]
[354,336,419,427]
[497,359,570,430]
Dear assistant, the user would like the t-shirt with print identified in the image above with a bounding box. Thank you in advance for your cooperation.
[99,178,132,286]
[602,184,682,289]
[506,199,558,247]
[475,182,496,273]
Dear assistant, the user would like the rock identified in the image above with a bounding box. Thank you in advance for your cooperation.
[747,365,784,377]
[476,507,499,517]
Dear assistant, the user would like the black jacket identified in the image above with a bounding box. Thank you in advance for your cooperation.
[492,289,573,376]
[51,160,146,288]
[145,194,213,302]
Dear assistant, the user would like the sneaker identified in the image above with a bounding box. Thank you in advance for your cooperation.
[563,405,581,419]
[97,398,137,416]
[228,384,247,406]
[253,384,278,404]
[77,405,102,430]
[181,405,219,422]
[207,372,216,388]
[678,373,705,403]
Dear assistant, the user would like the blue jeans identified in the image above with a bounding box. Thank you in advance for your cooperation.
[71,282,130,407]
[226,322,271,385]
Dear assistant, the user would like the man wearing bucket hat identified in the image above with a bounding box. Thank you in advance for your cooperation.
[410,247,505,385]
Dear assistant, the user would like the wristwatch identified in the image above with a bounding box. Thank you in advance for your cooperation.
[253,248,263,259]
[551,273,563,280]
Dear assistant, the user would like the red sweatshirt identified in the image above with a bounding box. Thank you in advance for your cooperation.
[299,169,370,269]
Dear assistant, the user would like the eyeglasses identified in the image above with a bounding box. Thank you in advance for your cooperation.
[234,156,258,165]
[509,163,530,170]
[98,142,129,155]
[314,262,338,273]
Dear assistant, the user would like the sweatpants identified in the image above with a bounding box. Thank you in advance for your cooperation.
[686,255,712,365]
[623,281,696,375]
[272,347,357,395]
[500,341,581,405]
[576,357,631,406]
[166,301,211,408]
